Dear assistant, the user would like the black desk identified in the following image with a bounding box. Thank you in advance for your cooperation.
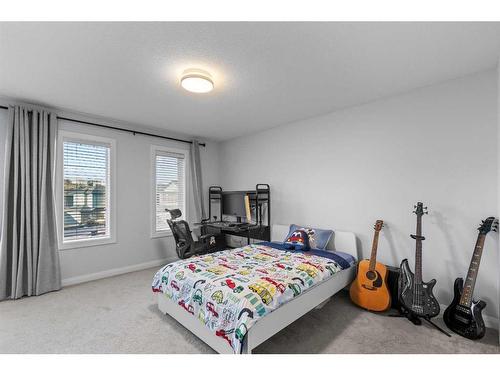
[203,222,270,245]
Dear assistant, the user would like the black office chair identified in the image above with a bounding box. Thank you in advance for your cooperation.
[166,208,226,259]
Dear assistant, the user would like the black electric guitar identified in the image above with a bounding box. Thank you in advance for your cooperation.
[443,217,498,340]
[398,202,440,318]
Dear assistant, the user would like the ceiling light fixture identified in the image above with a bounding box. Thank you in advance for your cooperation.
[180,69,214,93]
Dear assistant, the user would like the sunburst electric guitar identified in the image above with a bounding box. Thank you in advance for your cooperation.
[350,220,391,311]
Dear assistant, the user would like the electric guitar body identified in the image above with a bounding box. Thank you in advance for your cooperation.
[443,277,486,340]
[398,258,439,317]
[350,220,391,312]
[443,217,497,340]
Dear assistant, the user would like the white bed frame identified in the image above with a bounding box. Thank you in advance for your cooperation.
[156,224,358,354]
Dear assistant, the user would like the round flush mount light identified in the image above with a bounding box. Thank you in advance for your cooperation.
[180,69,214,93]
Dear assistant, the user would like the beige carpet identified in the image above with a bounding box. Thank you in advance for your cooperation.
[0,267,498,354]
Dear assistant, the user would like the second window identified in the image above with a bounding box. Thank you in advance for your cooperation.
[152,147,186,236]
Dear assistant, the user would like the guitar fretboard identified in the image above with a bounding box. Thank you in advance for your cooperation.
[459,234,486,307]
[368,230,380,271]
[414,214,423,285]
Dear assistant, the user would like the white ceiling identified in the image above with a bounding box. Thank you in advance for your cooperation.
[0,22,499,141]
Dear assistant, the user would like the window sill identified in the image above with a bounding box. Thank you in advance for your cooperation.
[151,231,173,239]
[59,237,117,251]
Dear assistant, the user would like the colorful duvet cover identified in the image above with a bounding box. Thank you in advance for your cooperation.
[152,242,352,353]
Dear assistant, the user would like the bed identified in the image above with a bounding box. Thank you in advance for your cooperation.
[153,224,358,354]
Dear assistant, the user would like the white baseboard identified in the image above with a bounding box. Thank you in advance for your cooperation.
[439,303,499,330]
[61,257,177,287]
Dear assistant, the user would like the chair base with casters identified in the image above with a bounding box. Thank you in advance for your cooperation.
[166,209,227,259]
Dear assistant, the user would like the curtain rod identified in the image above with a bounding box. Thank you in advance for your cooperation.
[0,105,206,147]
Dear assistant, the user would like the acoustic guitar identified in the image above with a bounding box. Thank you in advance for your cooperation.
[443,217,498,340]
[350,220,391,311]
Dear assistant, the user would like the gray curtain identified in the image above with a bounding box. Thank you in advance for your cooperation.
[190,140,206,220]
[0,105,61,300]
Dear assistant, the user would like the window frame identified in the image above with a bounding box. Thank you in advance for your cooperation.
[56,130,117,250]
[150,145,188,239]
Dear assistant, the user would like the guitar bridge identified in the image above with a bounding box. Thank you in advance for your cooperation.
[453,314,471,324]
[411,305,423,314]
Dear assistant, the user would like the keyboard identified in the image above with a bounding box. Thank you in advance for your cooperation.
[208,221,248,229]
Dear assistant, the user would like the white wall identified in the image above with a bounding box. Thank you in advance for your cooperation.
[0,105,220,285]
[0,109,7,230]
[497,61,500,340]
[219,70,499,322]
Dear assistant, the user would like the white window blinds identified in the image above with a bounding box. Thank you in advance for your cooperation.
[155,150,186,233]
[63,141,111,241]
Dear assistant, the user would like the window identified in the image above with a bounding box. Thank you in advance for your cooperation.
[152,146,186,236]
[58,131,115,248]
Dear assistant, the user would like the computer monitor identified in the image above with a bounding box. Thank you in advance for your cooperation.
[222,192,247,219]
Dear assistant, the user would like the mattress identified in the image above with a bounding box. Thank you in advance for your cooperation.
[152,242,354,353]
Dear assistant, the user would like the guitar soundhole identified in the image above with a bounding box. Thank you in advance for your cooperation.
[366,271,377,280]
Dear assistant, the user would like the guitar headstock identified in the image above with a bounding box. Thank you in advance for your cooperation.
[478,217,498,235]
[374,220,384,232]
[413,202,428,217]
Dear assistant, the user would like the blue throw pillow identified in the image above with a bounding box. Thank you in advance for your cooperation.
[285,224,333,250]
[284,229,310,251]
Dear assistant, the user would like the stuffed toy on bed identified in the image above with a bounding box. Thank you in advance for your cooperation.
[283,229,310,251]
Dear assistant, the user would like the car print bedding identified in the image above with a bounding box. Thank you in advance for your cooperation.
[152,242,352,353]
